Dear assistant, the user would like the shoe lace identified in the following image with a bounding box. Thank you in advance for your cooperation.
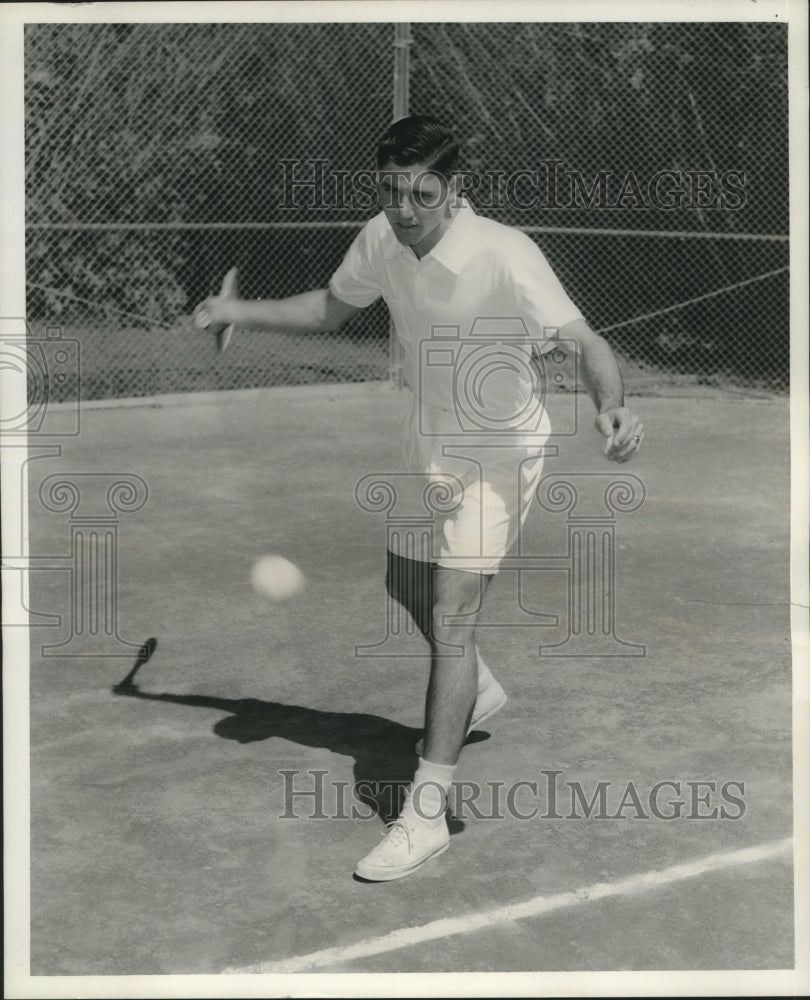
[381,819,412,852]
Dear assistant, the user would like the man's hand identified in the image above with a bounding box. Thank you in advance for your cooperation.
[595,407,644,463]
[557,321,643,463]
[193,295,239,332]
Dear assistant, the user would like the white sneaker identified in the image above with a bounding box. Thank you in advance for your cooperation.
[414,677,507,756]
[355,813,450,881]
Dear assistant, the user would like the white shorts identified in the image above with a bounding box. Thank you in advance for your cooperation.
[392,395,551,574]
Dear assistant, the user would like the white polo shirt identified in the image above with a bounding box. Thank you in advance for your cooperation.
[329,201,583,423]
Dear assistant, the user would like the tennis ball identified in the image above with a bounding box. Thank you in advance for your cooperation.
[250,554,306,602]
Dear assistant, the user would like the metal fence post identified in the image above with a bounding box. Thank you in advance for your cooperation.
[388,23,412,390]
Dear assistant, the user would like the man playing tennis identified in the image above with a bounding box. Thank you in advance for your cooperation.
[194,115,644,881]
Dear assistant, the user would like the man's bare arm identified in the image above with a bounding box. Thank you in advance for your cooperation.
[559,318,645,463]
[193,288,363,334]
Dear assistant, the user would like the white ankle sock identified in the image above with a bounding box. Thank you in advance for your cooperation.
[476,647,496,693]
[408,757,456,823]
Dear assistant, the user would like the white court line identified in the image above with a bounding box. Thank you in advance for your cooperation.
[224,836,792,976]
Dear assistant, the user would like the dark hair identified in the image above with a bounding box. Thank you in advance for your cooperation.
[375,114,460,180]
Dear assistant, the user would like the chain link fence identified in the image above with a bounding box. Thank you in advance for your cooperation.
[24,21,789,403]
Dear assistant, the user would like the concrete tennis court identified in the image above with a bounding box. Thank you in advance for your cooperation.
[24,382,793,979]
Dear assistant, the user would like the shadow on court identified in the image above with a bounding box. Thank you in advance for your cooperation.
[112,637,471,831]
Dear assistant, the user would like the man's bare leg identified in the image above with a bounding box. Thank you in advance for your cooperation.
[422,566,491,765]
[387,551,507,755]
[355,565,492,880]
[386,550,433,638]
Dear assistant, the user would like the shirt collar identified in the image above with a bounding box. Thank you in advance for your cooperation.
[424,200,476,273]
[381,199,476,272]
